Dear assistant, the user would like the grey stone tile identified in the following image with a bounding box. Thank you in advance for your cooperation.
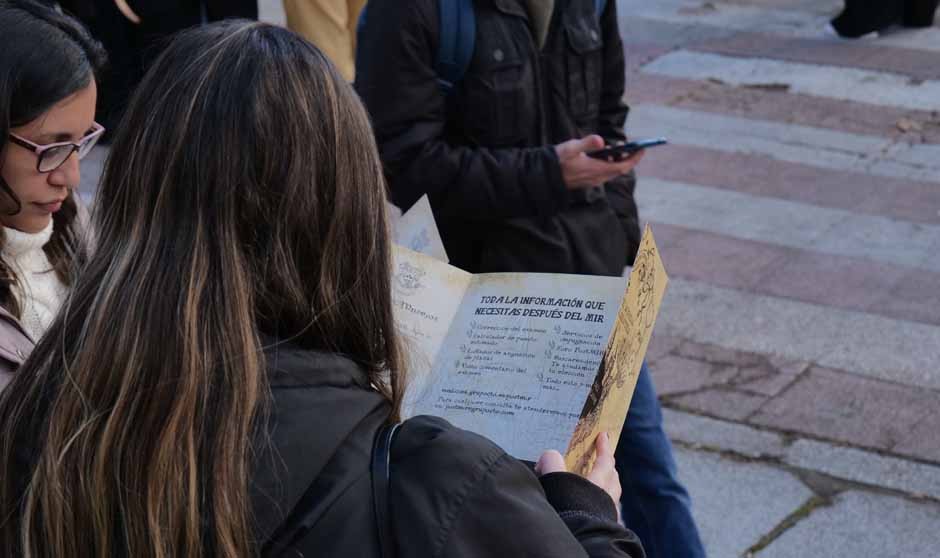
[663,408,788,459]
[894,410,940,464]
[784,439,940,501]
[674,447,814,558]
[658,279,940,391]
[750,367,937,450]
[646,333,684,363]
[649,355,735,396]
[669,387,768,421]
[757,491,940,558]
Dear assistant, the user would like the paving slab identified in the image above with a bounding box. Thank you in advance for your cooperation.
[784,439,940,500]
[627,73,940,144]
[734,356,807,397]
[638,178,940,273]
[878,264,940,329]
[655,226,787,292]
[668,387,768,421]
[693,34,940,81]
[646,332,684,363]
[629,105,940,182]
[751,366,937,451]
[638,142,940,225]
[756,491,940,558]
[658,279,940,391]
[259,0,286,25]
[674,447,814,558]
[675,340,763,368]
[893,410,940,464]
[649,355,735,396]
[664,408,788,459]
[643,50,940,111]
[650,222,940,326]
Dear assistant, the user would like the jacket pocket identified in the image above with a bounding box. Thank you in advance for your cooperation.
[457,19,533,147]
[563,15,603,125]
[462,58,530,146]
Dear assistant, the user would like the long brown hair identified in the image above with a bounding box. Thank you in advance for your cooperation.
[0,21,402,557]
[0,0,105,317]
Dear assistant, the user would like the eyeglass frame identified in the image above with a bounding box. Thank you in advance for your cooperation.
[7,122,105,173]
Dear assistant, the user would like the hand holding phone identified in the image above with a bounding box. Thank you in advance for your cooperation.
[586,138,668,161]
[556,134,648,190]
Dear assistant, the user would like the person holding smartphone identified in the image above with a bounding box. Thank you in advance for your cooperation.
[0,0,103,391]
[356,2,705,557]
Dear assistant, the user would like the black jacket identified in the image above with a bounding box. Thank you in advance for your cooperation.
[356,0,641,275]
[254,342,645,557]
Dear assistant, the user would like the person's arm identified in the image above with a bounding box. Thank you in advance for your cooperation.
[596,0,642,264]
[390,417,644,558]
[355,0,568,220]
[438,451,643,558]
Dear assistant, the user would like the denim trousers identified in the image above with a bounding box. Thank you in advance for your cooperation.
[616,362,705,558]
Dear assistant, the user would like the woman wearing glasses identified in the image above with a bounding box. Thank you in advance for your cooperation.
[0,0,105,390]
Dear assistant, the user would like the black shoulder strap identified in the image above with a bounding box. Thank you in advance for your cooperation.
[261,420,402,557]
[372,422,402,558]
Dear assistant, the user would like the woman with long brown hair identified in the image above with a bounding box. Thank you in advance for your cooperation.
[0,0,104,390]
[0,21,644,558]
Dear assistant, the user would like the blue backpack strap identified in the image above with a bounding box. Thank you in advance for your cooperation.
[435,0,476,92]
[595,0,607,18]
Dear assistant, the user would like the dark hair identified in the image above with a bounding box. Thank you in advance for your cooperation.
[0,21,402,557]
[0,0,105,315]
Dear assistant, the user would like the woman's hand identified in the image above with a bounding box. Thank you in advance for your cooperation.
[535,432,622,507]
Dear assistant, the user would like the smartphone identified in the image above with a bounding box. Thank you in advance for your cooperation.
[586,137,668,161]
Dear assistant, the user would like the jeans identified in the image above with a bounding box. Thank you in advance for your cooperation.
[616,362,705,558]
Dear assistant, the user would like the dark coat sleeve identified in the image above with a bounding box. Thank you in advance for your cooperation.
[595,0,641,265]
[355,0,569,219]
[392,416,644,558]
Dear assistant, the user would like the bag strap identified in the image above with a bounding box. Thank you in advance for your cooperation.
[595,0,607,18]
[261,419,402,557]
[371,421,402,558]
[435,0,476,92]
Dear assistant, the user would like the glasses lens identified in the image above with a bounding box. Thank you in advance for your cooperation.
[38,146,74,172]
[77,132,101,159]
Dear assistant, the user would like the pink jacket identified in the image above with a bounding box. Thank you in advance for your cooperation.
[0,305,34,392]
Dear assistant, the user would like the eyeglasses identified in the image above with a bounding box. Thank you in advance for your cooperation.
[8,122,105,173]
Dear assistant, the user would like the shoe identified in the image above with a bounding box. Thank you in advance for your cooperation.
[903,1,938,27]
[824,22,879,40]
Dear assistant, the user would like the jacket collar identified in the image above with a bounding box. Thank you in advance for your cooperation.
[0,305,34,344]
[251,340,389,544]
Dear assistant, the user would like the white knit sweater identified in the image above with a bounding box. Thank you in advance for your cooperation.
[2,222,68,341]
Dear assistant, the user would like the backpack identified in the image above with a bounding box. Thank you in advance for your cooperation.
[360,0,609,92]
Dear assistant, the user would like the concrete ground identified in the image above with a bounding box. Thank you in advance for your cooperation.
[79,1,940,556]
[616,1,940,556]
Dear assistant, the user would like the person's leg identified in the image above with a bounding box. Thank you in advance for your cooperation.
[831,0,903,37]
[616,362,705,558]
[903,0,939,27]
[205,0,258,21]
[283,0,358,81]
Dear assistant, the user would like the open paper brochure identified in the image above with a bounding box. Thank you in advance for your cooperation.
[391,196,668,474]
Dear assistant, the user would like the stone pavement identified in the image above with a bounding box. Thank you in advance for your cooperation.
[616,1,940,556]
[80,1,940,556]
